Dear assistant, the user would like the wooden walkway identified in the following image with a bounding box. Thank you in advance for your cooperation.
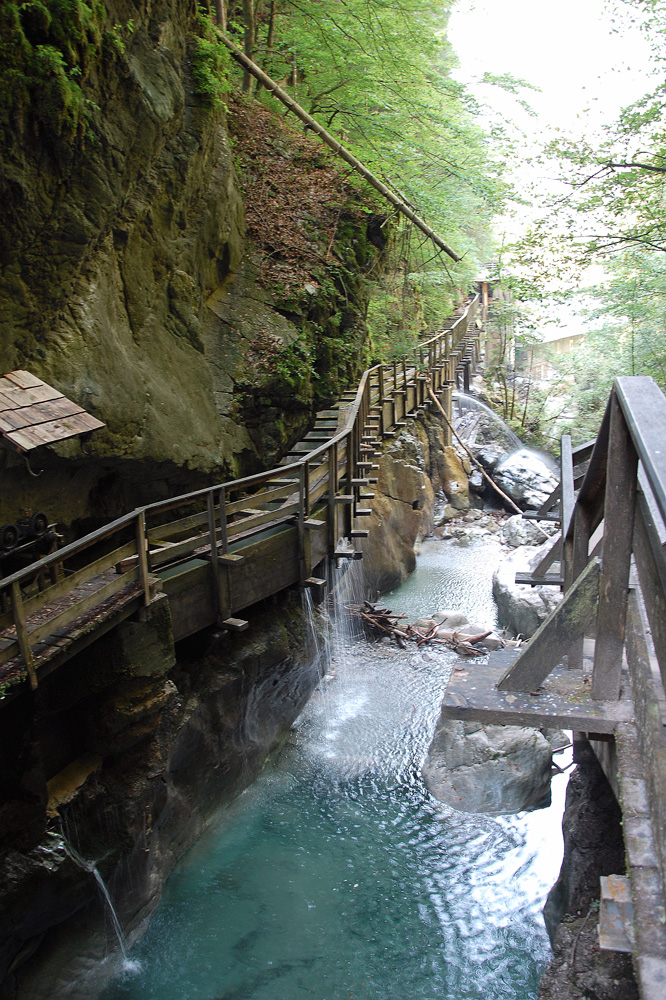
[0,300,480,695]
[440,375,666,1000]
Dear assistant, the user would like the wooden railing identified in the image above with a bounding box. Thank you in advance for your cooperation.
[0,299,479,690]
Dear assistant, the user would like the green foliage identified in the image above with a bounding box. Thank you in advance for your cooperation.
[0,0,105,137]
[217,0,505,343]
[191,16,231,109]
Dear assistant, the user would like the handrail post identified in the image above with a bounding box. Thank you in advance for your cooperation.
[135,510,151,607]
[592,391,638,699]
[208,490,223,622]
[298,463,307,582]
[328,443,338,556]
[10,581,38,690]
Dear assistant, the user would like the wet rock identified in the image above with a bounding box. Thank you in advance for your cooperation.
[500,514,558,548]
[431,610,470,628]
[493,450,558,511]
[474,444,506,474]
[439,446,470,512]
[423,718,553,814]
[493,542,562,637]
[364,426,435,594]
[538,740,638,1000]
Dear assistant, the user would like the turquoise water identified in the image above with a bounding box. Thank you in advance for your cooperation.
[100,547,566,1000]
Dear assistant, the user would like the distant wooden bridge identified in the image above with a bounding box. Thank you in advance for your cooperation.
[0,299,480,696]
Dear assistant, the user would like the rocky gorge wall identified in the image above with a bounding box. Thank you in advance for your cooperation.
[0,0,386,532]
[0,586,325,1000]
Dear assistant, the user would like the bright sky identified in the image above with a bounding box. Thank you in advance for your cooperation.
[448,0,652,132]
[447,0,655,335]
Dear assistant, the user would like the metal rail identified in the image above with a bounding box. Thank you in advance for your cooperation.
[0,299,480,690]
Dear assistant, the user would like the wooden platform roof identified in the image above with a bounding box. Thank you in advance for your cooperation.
[0,370,104,454]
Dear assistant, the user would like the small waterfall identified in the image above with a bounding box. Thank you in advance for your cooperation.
[453,391,522,451]
[59,832,140,973]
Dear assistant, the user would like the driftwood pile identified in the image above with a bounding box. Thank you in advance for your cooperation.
[344,601,519,656]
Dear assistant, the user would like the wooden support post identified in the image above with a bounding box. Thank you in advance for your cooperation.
[592,393,638,700]
[11,581,38,690]
[135,510,151,607]
[328,444,337,557]
[207,491,224,622]
[560,435,575,537]
[298,463,307,582]
[497,558,601,692]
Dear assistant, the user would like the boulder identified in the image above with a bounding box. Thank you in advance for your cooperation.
[431,610,470,628]
[493,542,562,638]
[500,513,558,548]
[439,446,470,511]
[422,717,554,814]
[493,449,558,510]
[474,443,507,474]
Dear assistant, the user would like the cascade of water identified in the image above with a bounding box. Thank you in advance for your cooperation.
[58,829,138,971]
[452,391,521,450]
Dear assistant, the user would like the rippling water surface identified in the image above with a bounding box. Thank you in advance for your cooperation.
[101,544,567,1000]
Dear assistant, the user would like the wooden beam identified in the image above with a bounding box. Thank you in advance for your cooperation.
[497,558,601,692]
[593,391,638,700]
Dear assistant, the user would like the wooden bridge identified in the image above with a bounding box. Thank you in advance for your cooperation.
[441,375,666,1000]
[0,300,481,696]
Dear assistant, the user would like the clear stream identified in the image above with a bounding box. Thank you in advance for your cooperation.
[100,537,568,1000]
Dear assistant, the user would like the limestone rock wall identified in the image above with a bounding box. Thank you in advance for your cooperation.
[363,410,469,595]
[0,589,322,1000]
[0,1,384,530]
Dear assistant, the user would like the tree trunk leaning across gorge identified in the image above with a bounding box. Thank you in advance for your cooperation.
[218,33,461,263]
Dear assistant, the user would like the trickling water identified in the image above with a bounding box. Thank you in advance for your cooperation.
[98,542,567,1000]
[59,832,141,975]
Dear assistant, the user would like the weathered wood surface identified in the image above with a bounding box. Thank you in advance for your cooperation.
[498,558,601,692]
[593,392,638,699]
[441,652,633,734]
[0,370,105,453]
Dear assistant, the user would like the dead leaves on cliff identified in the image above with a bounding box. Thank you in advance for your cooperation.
[228,97,375,296]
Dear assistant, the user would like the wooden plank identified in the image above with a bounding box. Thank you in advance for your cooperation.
[0,396,83,433]
[3,370,44,389]
[226,500,300,539]
[220,617,249,632]
[615,376,666,523]
[514,573,563,587]
[0,383,63,408]
[624,589,666,894]
[561,434,575,537]
[441,657,633,734]
[5,413,104,451]
[26,568,139,649]
[9,582,37,687]
[632,490,666,696]
[147,509,208,544]
[20,540,136,618]
[497,558,601,692]
[593,391,638,700]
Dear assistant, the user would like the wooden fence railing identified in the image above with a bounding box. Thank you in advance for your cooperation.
[0,299,479,690]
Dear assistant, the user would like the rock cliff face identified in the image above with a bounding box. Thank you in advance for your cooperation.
[0,589,323,1000]
[0,0,385,530]
[363,412,469,595]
